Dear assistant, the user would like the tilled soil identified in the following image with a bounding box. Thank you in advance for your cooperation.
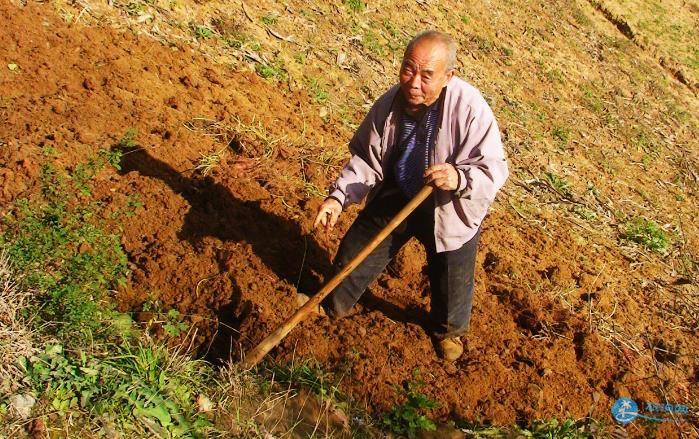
[1,1,695,437]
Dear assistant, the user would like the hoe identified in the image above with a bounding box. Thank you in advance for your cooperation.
[241,185,434,369]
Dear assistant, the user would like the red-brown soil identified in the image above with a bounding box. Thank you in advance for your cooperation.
[1,1,696,437]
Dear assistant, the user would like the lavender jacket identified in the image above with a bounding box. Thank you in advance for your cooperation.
[328,76,509,252]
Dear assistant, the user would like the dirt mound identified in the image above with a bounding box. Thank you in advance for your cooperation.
[1,1,695,437]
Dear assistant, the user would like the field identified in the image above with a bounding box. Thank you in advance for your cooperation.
[0,0,697,437]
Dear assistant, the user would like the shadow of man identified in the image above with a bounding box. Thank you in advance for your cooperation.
[117,146,332,361]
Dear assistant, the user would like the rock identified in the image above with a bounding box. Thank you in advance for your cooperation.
[9,393,36,419]
[197,394,214,412]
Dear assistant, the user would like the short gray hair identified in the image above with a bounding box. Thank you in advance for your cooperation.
[404,30,458,71]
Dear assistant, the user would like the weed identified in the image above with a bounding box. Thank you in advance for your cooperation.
[552,125,570,145]
[116,128,138,149]
[382,380,437,438]
[571,7,592,27]
[572,205,597,221]
[270,360,341,402]
[544,172,572,197]
[255,61,287,81]
[294,51,306,64]
[472,35,495,53]
[622,217,670,252]
[515,417,592,438]
[162,309,188,337]
[461,14,471,24]
[382,19,399,38]
[307,78,329,104]
[194,25,214,39]
[195,147,226,176]
[344,0,364,12]
[362,29,384,56]
[501,46,513,57]
[0,154,128,338]
[260,13,277,26]
[19,342,212,436]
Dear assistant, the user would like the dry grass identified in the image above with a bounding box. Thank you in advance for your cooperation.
[0,250,38,396]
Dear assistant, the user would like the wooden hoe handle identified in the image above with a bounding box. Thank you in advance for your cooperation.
[241,185,434,369]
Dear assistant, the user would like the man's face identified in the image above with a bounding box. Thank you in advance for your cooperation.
[399,39,454,112]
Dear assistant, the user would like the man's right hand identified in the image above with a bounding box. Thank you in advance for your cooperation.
[313,198,342,234]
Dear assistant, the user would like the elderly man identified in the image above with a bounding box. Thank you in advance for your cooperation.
[311,30,509,361]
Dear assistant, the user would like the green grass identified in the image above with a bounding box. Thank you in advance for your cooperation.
[622,217,670,252]
[344,0,364,12]
[307,77,329,104]
[551,125,570,145]
[544,172,572,197]
[0,154,127,338]
[270,360,341,402]
[193,25,214,39]
[260,13,277,26]
[255,61,287,81]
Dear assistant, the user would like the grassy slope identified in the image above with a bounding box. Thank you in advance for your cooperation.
[1,0,697,436]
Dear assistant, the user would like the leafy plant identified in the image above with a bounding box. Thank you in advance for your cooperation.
[194,25,214,39]
[622,217,670,252]
[19,342,212,437]
[544,172,572,197]
[0,152,128,338]
[344,0,364,12]
[163,309,188,337]
[307,78,329,104]
[382,380,437,438]
[255,61,287,81]
[260,13,277,26]
[551,125,570,145]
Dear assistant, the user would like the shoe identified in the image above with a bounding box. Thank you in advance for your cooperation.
[438,337,463,362]
[295,293,326,316]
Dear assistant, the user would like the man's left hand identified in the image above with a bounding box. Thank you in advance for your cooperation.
[424,164,459,191]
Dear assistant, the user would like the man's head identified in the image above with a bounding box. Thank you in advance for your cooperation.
[399,31,456,113]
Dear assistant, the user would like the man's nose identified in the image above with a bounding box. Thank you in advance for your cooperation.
[409,73,421,88]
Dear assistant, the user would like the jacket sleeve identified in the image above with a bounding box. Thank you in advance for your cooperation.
[452,105,509,202]
[327,103,385,208]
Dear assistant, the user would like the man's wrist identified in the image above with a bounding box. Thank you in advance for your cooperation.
[325,195,343,208]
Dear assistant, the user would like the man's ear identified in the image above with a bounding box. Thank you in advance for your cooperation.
[446,69,455,81]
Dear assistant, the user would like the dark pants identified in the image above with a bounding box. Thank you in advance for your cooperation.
[325,190,481,339]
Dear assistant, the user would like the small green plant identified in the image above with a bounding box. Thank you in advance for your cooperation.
[544,172,572,197]
[270,360,341,402]
[515,417,591,438]
[0,154,128,338]
[622,217,670,252]
[362,29,384,55]
[382,380,437,438]
[344,0,364,12]
[116,128,138,149]
[572,205,597,221]
[551,125,570,145]
[260,13,277,26]
[461,14,471,24]
[294,51,306,64]
[194,25,214,39]
[254,61,287,81]
[163,309,188,337]
[307,78,329,104]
